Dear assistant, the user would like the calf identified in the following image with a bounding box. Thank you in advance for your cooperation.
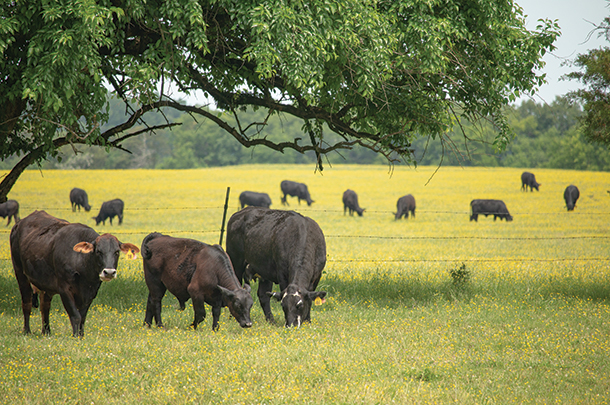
[239,191,272,209]
[342,189,365,216]
[93,199,124,225]
[70,188,91,212]
[141,233,253,331]
[470,199,513,222]
[0,199,20,226]
[280,180,314,206]
[521,172,540,192]
[564,185,580,211]
[10,210,139,336]
[226,207,326,327]
[395,194,416,220]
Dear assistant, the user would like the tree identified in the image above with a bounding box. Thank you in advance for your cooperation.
[0,0,559,202]
[565,15,610,147]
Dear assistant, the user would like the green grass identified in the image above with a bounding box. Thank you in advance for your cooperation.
[0,165,609,404]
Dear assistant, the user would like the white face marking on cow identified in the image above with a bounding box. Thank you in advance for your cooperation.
[281,292,287,301]
[99,268,117,282]
[297,315,301,328]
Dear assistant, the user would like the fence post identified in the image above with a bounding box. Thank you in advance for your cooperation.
[219,186,230,246]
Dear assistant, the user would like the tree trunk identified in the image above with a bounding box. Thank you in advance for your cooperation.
[0,151,40,203]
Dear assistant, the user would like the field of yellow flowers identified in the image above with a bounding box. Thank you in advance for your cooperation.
[0,164,608,404]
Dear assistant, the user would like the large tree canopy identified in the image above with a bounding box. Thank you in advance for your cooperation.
[0,0,559,201]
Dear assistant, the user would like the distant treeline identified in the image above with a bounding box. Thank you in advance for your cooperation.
[5,96,610,171]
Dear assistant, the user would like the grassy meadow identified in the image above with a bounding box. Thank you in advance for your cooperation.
[0,164,609,404]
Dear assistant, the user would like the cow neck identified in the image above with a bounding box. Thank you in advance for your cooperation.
[213,245,241,291]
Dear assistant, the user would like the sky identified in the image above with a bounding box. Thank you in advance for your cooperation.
[517,0,609,103]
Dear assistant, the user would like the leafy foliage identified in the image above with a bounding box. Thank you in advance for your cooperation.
[0,0,559,200]
[564,15,610,147]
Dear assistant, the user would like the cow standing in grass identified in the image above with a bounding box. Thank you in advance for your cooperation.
[93,199,124,225]
[226,207,327,327]
[0,199,20,226]
[280,180,314,206]
[141,232,253,331]
[10,210,139,336]
[239,191,272,209]
[470,199,513,222]
[564,185,580,211]
[342,189,365,216]
[70,188,91,212]
[395,194,416,220]
[521,172,540,192]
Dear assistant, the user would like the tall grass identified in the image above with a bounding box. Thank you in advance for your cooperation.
[0,165,608,404]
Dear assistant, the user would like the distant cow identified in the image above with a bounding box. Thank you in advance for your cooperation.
[280,180,314,206]
[239,191,272,209]
[141,233,253,331]
[10,210,139,336]
[395,194,416,220]
[564,185,580,211]
[521,172,540,192]
[0,199,20,226]
[470,199,513,222]
[93,199,124,225]
[70,188,91,212]
[226,207,327,327]
[342,189,365,217]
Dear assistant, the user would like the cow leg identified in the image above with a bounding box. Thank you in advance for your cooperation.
[118,214,123,225]
[7,216,12,226]
[59,293,82,337]
[144,286,166,328]
[40,292,54,335]
[257,279,275,323]
[16,280,33,334]
[190,296,206,330]
[109,217,113,225]
[211,305,222,331]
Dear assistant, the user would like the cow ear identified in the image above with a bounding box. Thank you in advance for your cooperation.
[217,286,234,299]
[120,243,140,260]
[267,291,282,301]
[73,242,94,253]
[242,284,251,293]
[306,291,327,300]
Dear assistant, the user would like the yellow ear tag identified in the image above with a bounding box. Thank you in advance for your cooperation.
[126,249,137,260]
[314,297,325,306]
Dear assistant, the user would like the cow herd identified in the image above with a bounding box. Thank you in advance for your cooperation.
[4,171,587,337]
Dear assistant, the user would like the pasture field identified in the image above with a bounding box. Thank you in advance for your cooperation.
[0,164,609,404]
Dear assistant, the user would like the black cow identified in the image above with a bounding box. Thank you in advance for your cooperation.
[564,185,580,211]
[93,199,124,225]
[0,199,20,226]
[470,199,513,222]
[141,233,253,331]
[70,188,91,212]
[226,207,327,327]
[342,189,365,216]
[395,194,416,220]
[280,180,314,206]
[10,210,139,336]
[521,172,540,192]
[239,191,272,209]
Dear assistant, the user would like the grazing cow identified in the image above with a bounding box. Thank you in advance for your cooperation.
[141,233,253,331]
[0,199,20,226]
[470,199,513,222]
[70,188,91,212]
[280,180,314,206]
[521,172,540,192]
[395,194,416,220]
[564,185,580,211]
[342,189,365,216]
[93,199,124,225]
[10,210,139,336]
[226,207,327,327]
[239,191,272,209]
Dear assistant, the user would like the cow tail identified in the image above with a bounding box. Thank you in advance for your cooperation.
[141,232,163,260]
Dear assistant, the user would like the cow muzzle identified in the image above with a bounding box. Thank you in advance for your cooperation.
[99,268,117,281]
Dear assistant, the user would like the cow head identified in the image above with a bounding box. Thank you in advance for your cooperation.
[268,284,327,328]
[217,284,254,328]
[73,234,140,281]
